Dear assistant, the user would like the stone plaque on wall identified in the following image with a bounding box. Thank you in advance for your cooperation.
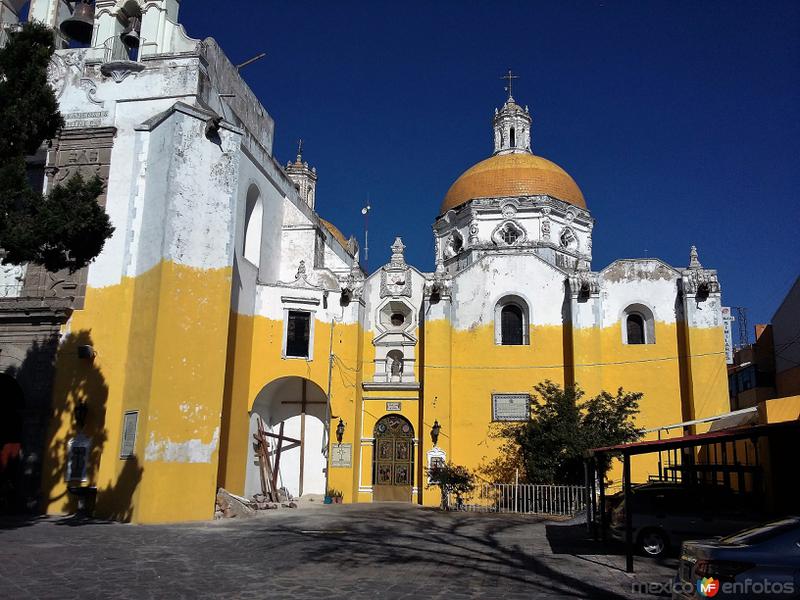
[120,411,139,458]
[331,443,352,468]
[386,401,401,411]
[492,393,530,422]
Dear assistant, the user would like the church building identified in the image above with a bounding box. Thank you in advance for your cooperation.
[0,1,729,522]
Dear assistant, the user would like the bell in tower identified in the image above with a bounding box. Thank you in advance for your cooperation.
[59,0,95,44]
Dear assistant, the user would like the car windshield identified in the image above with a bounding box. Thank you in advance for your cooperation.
[719,518,800,545]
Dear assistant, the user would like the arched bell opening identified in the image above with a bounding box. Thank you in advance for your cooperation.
[244,377,328,501]
[372,414,415,502]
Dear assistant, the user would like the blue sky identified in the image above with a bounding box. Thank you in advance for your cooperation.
[180,1,799,340]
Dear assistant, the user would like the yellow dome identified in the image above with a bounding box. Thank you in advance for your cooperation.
[440,152,586,214]
[320,218,350,251]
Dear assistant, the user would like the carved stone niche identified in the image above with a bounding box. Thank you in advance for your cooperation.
[22,127,117,309]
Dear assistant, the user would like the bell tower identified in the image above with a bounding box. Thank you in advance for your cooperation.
[285,140,318,209]
[493,70,532,155]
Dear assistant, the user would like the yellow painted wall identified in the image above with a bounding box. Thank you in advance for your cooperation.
[43,261,232,523]
[45,262,729,521]
[216,310,364,503]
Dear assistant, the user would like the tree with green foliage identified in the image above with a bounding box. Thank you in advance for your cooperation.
[484,381,643,485]
[0,22,113,273]
[427,461,475,510]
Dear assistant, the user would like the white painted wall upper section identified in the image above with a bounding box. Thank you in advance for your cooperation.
[447,253,567,330]
[598,260,680,327]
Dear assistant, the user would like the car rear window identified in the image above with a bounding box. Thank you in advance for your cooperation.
[719,518,800,545]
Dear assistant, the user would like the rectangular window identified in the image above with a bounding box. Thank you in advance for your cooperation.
[120,411,139,458]
[285,310,311,358]
[492,393,531,422]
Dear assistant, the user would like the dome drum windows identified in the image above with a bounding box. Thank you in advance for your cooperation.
[622,304,656,345]
[494,295,530,346]
[492,221,526,247]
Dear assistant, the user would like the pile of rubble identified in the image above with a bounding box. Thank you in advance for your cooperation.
[214,488,297,519]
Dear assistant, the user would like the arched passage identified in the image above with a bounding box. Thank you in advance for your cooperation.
[373,414,415,502]
[245,377,328,499]
[0,373,24,513]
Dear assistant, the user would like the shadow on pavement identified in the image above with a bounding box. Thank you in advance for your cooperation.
[257,504,634,599]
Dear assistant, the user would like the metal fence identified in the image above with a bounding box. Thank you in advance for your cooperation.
[100,36,158,63]
[448,483,586,516]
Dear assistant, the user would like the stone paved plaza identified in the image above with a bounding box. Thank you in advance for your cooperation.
[0,503,677,599]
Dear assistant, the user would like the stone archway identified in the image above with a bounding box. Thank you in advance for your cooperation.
[0,373,24,513]
[245,377,328,500]
[373,414,414,502]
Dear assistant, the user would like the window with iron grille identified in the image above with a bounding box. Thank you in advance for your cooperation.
[502,225,520,245]
[501,304,524,345]
[285,310,311,358]
[626,313,645,344]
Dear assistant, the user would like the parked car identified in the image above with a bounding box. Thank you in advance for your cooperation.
[608,482,761,558]
[672,516,800,599]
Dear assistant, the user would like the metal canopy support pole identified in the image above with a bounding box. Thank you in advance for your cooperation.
[584,459,592,533]
[623,453,634,573]
[598,458,607,543]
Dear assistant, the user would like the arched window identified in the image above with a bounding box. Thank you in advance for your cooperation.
[626,314,645,345]
[243,184,262,266]
[495,296,530,346]
[509,127,516,148]
[622,304,655,345]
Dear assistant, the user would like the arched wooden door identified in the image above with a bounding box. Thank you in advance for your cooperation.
[373,415,414,502]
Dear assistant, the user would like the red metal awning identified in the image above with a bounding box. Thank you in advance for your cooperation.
[588,420,800,457]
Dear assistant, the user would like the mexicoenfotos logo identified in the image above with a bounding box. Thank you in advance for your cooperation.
[697,577,720,597]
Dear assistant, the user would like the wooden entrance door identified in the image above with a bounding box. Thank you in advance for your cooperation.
[372,415,414,502]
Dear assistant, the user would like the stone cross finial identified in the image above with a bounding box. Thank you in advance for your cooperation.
[688,245,702,269]
[390,237,406,268]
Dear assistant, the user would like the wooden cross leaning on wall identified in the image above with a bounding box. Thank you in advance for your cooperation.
[252,417,301,502]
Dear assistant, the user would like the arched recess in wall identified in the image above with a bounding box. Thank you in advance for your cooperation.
[243,184,263,267]
[244,377,328,500]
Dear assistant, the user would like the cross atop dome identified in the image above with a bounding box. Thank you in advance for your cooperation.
[500,68,519,101]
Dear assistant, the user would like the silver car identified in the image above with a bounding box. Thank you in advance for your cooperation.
[672,517,800,599]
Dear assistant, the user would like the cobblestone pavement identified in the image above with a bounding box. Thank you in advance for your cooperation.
[0,503,677,599]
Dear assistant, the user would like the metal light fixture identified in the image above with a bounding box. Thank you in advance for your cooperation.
[431,420,441,446]
[335,418,345,444]
[74,400,88,429]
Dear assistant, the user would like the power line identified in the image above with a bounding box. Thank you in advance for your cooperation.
[335,350,727,373]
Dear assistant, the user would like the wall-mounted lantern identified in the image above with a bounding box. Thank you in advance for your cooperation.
[74,400,89,430]
[77,345,95,360]
[431,420,441,446]
[335,418,345,444]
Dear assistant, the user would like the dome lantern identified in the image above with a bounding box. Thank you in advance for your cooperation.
[493,97,532,155]
[493,70,532,155]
